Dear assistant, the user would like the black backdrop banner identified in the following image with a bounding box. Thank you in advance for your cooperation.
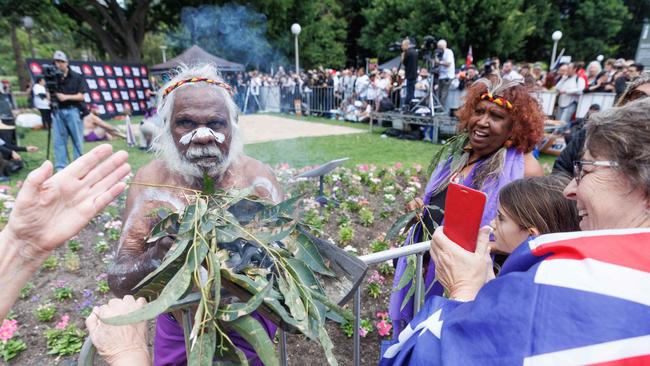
[26,59,152,119]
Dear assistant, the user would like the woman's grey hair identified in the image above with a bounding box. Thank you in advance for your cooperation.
[585,97,650,197]
[587,61,602,75]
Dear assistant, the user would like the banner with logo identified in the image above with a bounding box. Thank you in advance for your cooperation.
[26,59,153,119]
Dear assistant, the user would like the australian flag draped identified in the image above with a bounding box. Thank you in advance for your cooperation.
[380,228,650,365]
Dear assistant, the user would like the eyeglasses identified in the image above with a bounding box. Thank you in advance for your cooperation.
[573,160,619,184]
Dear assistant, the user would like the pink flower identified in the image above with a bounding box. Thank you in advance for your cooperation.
[377,320,393,337]
[357,164,369,172]
[55,280,67,288]
[368,270,385,285]
[376,311,389,320]
[279,163,291,170]
[104,220,122,230]
[394,162,403,169]
[359,327,368,337]
[0,319,18,342]
[55,314,70,330]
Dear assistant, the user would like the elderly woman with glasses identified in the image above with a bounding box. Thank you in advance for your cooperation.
[380,97,650,365]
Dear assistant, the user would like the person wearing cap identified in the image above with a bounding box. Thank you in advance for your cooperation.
[51,50,87,171]
[435,39,455,108]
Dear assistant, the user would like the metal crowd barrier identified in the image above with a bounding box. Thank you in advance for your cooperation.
[77,241,431,366]
[444,89,466,110]
[302,86,340,115]
[576,92,616,118]
[532,90,558,116]
[259,86,281,113]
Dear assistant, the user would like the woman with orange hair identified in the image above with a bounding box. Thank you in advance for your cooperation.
[389,75,545,335]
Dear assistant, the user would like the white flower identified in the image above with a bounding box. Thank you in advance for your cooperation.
[343,245,358,254]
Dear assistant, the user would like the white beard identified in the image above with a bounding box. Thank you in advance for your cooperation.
[155,128,243,184]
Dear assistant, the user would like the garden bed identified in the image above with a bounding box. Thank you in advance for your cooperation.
[3,162,428,365]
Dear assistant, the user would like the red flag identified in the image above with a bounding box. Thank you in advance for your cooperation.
[466,46,473,67]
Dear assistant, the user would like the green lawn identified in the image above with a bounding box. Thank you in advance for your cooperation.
[9,114,557,187]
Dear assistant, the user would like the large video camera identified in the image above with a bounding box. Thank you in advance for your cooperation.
[420,35,443,75]
[480,59,496,77]
[42,64,63,93]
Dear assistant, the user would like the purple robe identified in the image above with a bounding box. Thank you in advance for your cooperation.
[388,147,525,335]
[154,312,276,366]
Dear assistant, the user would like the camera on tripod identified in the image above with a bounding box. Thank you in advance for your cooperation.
[420,35,443,75]
[42,64,63,93]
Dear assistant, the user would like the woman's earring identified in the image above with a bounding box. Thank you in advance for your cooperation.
[504,139,513,148]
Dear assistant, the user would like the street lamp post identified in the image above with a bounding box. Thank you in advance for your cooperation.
[290,23,302,116]
[160,45,167,63]
[291,23,301,74]
[550,30,563,69]
[22,16,35,59]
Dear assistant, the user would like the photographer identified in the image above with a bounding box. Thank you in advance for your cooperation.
[51,50,86,171]
[435,39,455,108]
[401,38,418,109]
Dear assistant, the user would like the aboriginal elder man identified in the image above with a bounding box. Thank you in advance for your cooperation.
[107,64,282,366]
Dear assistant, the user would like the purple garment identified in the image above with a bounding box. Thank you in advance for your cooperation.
[388,147,524,336]
[154,312,277,366]
[84,131,106,142]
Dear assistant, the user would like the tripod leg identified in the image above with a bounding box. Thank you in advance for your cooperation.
[46,125,51,161]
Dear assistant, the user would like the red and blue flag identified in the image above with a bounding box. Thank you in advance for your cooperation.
[380,229,650,365]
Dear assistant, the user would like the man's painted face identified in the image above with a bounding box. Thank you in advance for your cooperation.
[170,86,232,173]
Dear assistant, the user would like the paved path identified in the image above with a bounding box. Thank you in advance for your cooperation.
[238,114,365,144]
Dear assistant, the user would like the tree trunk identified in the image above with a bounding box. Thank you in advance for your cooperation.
[10,24,29,90]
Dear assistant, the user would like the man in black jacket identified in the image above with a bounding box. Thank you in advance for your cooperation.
[401,38,418,110]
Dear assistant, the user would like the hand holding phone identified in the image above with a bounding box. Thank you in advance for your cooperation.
[443,183,487,252]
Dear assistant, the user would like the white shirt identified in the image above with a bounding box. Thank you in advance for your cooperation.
[503,70,524,82]
[354,75,370,99]
[375,78,390,99]
[555,75,585,108]
[32,84,50,110]
[414,76,429,98]
[439,48,455,80]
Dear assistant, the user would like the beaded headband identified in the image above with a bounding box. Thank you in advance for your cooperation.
[480,92,513,109]
[162,77,234,98]
[474,75,521,110]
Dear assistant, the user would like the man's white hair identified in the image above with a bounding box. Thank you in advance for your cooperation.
[437,39,447,49]
[153,63,243,182]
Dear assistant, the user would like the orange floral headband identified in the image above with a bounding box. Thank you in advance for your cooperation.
[480,92,513,110]
[162,77,234,98]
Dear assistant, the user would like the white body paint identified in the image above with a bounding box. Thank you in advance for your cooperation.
[117,188,187,252]
[179,127,226,145]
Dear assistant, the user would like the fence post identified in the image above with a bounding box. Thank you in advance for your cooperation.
[353,287,361,366]
[280,329,288,366]
[414,252,424,313]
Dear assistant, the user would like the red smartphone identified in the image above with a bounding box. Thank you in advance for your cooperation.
[443,182,487,252]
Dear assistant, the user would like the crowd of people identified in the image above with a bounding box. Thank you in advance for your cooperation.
[225,46,646,133]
